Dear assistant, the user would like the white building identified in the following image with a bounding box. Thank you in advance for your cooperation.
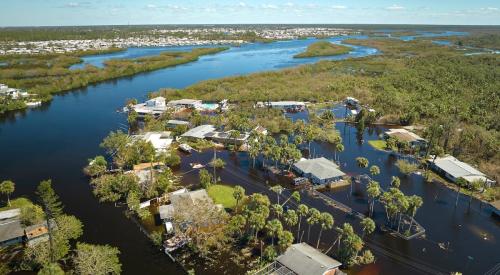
[180,125,216,140]
[429,155,495,187]
[256,101,306,111]
[167,99,203,110]
[293,157,345,185]
[132,131,173,153]
[130,97,168,117]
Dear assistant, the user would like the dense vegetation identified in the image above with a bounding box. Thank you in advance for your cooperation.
[0,47,227,114]
[294,41,352,58]
[155,37,500,181]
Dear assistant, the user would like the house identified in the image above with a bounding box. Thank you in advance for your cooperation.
[166,120,190,129]
[384,129,427,149]
[428,155,495,187]
[130,97,168,117]
[344,97,359,107]
[0,209,24,247]
[204,130,250,146]
[25,220,56,247]
[253,125,268,136]
[257,243,344,275]
[293,157,345,185]
[159,189,218,228]
[167,99,202,110]
[180,125,216,140]
[256,101,306,112]
[131,131,173,153]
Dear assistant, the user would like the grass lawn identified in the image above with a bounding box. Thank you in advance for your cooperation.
[368,140,387,151]
[0,197,34,211]
[207,184,237,209]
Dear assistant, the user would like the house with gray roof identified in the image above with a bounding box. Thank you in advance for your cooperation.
[293,157,345,185]
[429,155,495,187]
[256,243,344,275]
[180,125,216,140]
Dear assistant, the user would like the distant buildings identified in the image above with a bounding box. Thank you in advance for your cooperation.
[131,131,173,153]
[429,155,495,187]
[256,101,306,112]
[167,99,203,110]
[205,130,250,146]
[180,125,216,140]
[293,157,346,185]
[0,208,53,247]
[0,84,29,100]
[257,242,344,275]
[131,97,168,117]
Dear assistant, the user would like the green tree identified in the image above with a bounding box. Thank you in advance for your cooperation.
[283,209,298,229]
[36,180,63,263]
[272,204,283,219]
[296,204,309,242]
[455,177,467,207]
[316,212,334,248]
[360,217,375,238]
[73,242,122,275]
[0,180,15,206]
[282,190,300,206]
[84,156,107,177]
[369,165,380,176]
[248,139,260,168]
[366,181,381,217]
[270,185,284,204]
[356,157,369,168]
[391,176,401,188]
[199,169,213,189]
[406,195,423,232]
[467,180,483,208]
[263,245,277,262]
[278,230,294,252]
[306,208,320,242]
[228,214,246,238]
[38,263,64,275]
[265,219,283,246]
[232,185,245,206]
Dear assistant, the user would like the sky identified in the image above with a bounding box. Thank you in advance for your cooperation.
[1,0,499,26]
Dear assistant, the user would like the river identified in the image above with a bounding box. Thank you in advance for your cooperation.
[1,32,497,275]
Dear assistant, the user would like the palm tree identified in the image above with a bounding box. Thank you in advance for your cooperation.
[316,212,334,248]
[296,204,309,241]
[455,177,467,207]
[334,143,344,161]
[283,210,298,229]
[356,157,369,168]
[272,204,283,219]
[265,219,283,246]
[369,165,380,176]
[306,208,320,242]
[233,185,245,206]
[282,191,300,206]
[229,130,241,151]
[270,185,284,204]
[249,213,266,241]
[360,217,375,238]
[406,195,423,232]
[366,181,381,217]
[467,180,482,209]
[278,230,294,252]
[391,176,401,188]
[248,139,260,168]
[0,180,15,206]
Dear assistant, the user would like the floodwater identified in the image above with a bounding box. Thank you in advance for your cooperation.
[1,31,496,275]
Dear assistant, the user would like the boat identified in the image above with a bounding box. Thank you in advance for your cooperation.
[25,101,42,107]
[190,163,204,169]
[178,143,193,153]
[164,235,190,253]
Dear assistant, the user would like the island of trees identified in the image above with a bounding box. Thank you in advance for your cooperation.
[294,41,352,58]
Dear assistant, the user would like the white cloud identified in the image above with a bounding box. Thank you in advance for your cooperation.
[261,4,278,9]
[238,2,247,7]
[62,2,91,8]
[485,7,499,11]
[284,2,294,7]
[386,5,405,11]
[332,5,347,10]
[146,4,158,9]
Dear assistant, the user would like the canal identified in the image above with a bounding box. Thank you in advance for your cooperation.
[1,32,497,274]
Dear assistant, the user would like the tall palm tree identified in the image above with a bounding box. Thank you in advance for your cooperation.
[366,181,381,217]
[0,180,15,206]
[233,185,245,206]
[270,185,284,205]
[306,208,320,242]
[296,204,309,241]
[265,219,283,246]
[455,177,467,207]
[406,195,423,232]
[316,212,334,248]
[360,217,375,238]
[369,165,380,176]
[356,157,369,168]
[283,210,298,229]
[272,204,283,219]
[334,143,344,162]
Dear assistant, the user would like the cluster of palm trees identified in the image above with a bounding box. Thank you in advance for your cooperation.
[365,177,423,235]
[248,132,302,170]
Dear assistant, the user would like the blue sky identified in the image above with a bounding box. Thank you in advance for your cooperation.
[1,0,499,26]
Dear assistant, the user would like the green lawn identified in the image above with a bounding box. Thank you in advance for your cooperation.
[0,197,34,211]
[207,184,237,209]
[368,140,387,151]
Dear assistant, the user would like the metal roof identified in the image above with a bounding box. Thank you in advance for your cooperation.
[0,208,21,220]
[432,155,488,181]
[277,243,342,275]
[181,125,216,139]
[293,157,345,180]
[0,219,23,242]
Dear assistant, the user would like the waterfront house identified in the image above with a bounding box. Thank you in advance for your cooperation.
[0,209,23,247]
[428,155,495,187]
[293,157,345,185]
[344,97,359,107]
[253,125,268,136]
[131,131,173,153]
[131,97,168,117]
[384,128,427,150]
[256,101,306,112]
[167,99,203,110]
[180,125,216,140]
[204,130,250,146]
[25,220,56,247]
[257,243,344,275]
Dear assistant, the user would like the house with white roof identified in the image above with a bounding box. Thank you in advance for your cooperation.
[130,97,168,117]
[293,157,346,185]
[429,155,495,187]
[384,128,427,149]
[180,125,216,140]
[131,131,173,153]
[256,101,306,111]
[167,99,202,110]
